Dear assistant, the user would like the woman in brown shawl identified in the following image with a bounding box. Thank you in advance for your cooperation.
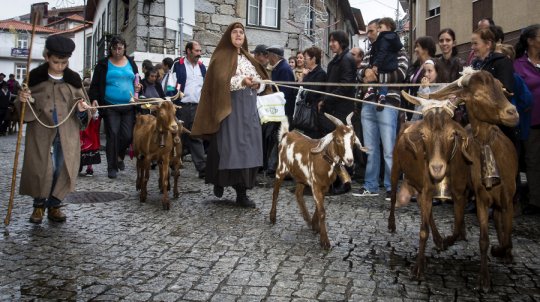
[192,22,270,208]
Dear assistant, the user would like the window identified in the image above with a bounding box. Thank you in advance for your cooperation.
[303,0,315,37]
[15,63,26,82]
[85,36,92,72]
[17,34,28,49]
[247,0,280,29]
[427,0,440,17]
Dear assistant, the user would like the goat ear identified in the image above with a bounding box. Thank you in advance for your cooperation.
[404,131,422,158]
[311,133,333,154]
[460,137,474,164]
[354,135,368,153]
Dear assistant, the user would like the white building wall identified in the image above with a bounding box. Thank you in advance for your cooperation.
[0,32,47,83]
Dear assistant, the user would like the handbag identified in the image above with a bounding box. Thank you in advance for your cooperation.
[292,87,316,130]
[165,62,177,93]
[256,85,287,124]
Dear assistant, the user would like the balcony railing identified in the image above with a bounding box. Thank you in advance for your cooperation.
[11,48,29,57]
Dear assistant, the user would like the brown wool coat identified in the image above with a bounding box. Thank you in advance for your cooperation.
[15,65,89,200]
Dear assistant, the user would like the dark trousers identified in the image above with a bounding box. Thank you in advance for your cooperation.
[262,122,280,172]
[177,103,206,172]
[0,108,8,134]
[102,107,135,172]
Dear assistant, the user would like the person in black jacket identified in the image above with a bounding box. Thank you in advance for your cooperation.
[300,46,327,139]
[88,35,140,179]
[0,82,11,135]
[321,30,357,195]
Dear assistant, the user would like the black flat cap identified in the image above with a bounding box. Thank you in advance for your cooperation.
[251,44,268,55]
[45,35,75,57]
[266,45,284,57]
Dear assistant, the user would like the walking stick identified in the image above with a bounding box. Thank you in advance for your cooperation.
[5,14,38,226]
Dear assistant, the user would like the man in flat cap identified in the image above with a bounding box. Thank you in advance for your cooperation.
[251,44,270,70]
[261,44,295,177]
[16,35,95,224]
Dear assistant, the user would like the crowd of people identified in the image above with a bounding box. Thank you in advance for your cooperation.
[5,18,540,223]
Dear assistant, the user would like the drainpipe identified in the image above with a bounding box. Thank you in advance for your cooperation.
[145,0,151,52]
[178,0,183,57]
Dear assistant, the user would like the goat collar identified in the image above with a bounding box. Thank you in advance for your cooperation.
[322,148,341,168]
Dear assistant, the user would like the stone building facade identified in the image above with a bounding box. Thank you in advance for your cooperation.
[86,0,360,68]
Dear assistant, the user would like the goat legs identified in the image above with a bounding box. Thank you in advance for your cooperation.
[140,159,150,203]
[388,164,402,233]
[295,183,312,227]
[443,192,467,249]
[270,174,285,224]
[491,193,514,261]
[476,198,491,292]
[411,191,431,280]
[160,157,171,210]
[312,186,330,250]
[172,166,180,198]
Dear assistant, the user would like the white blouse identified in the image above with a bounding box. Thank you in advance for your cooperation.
[230,54,264,92]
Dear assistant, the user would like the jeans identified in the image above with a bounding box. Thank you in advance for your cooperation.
[361,103,398,192]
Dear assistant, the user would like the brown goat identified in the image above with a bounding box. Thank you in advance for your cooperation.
[388,93,472,280]
[426,69,519,291]
[169,120,190,198]
[133,101,179,210]
[270,112,367,249]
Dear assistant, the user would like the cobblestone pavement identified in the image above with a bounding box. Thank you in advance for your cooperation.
[0,132,539,301]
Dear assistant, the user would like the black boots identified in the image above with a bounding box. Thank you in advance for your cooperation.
[234,185,256,208]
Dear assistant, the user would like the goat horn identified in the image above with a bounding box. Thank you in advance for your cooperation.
[345,112,354,126]
[401,90,430,107]
[323,113,343,126]
[170,90,184,101]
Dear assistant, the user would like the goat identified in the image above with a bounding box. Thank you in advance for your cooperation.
[388,92,472,281]
[270,112,367,249]
[169,120,190,198]
[133,100,179,210]
[426,69,519,291]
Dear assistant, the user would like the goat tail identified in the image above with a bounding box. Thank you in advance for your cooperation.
[278,118,289,141]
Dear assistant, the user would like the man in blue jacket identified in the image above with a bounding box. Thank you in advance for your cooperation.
[173,41,207,178]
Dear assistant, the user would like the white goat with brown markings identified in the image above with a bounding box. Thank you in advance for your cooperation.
[270,112,367,249]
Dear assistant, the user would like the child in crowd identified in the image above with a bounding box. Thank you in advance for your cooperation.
[16,35,95,224]
[364,17,403,111]
[411,59,441,121]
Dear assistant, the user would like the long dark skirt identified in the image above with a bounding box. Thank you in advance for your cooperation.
[205,88,262,189]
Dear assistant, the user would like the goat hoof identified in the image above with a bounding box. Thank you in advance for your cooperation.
[173,192,179,198]
[491,246,512,261]
[475,276,491,293]
[320,240,331,250]
[162,202,170,210]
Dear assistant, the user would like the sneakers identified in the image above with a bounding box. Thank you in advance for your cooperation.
[385,191,391,201]
[363,87,378,101]
[352,187,379,197]
[85,168,94,176]
[376,95,386,112]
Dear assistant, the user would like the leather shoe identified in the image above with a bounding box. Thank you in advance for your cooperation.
[47,207,66,223]
[118,160,125,171]
[214,185,224,198]
[522,204,540,215]
[237,196,256,208]
[108,169,117,179]
[198,170,206,179]
[330,182,351,195]
[29,207,45,224]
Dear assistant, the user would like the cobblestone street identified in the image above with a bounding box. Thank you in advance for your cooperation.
[1,132,539,301]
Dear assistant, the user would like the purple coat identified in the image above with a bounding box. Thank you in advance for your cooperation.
[514,54,540,126]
